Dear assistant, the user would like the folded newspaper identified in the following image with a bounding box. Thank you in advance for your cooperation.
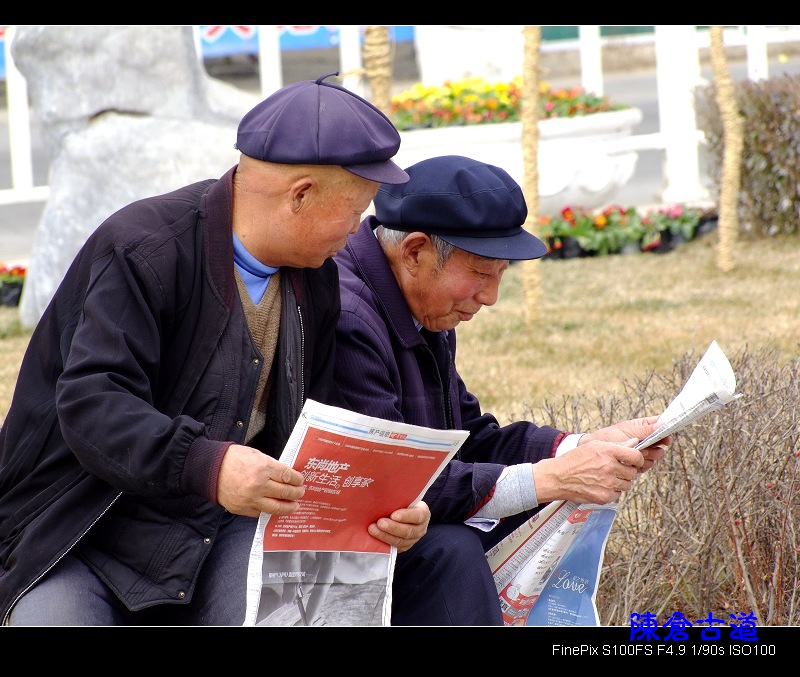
[486,340,742,626]
[243,399,469,627]
[634,339,742,450]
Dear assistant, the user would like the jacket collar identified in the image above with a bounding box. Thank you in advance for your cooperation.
[202,166,238,308]
[344,217,425,348]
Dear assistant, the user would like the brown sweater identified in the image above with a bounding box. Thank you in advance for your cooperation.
[235,269,282,443]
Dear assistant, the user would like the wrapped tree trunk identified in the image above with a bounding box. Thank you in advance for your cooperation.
[362,25,392,116]
[709,26,743,272]
[521,25,542,325]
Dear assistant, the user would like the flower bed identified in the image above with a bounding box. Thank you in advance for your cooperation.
[537,204,716,259]
[390,77,643,216]
[390,77,628,131]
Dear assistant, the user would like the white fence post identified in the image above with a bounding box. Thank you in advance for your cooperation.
[578,25,603,96]
[654,25,709,205]
[257,25,282,99]
[745,25,769,81]
[339,25,366,98]
[0,25,49,206]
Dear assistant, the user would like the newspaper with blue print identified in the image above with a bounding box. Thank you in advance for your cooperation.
[486,340,742,626]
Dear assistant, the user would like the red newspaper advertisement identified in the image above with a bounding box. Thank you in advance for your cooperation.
[243,399,468,626]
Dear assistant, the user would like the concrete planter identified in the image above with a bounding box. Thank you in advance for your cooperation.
[394,107,643,216]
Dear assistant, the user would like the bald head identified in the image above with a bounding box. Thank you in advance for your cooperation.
[231,156,379,269]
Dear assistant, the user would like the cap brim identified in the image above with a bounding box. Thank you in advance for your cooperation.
[439,229,548,261]
[344,160,410,184]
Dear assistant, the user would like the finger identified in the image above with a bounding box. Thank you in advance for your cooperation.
[643,446,666,462]
[271,463,305,486]
[368,522,418,550]
[615,448,645,470]
[258,497,302,517]
[390,505,429,526]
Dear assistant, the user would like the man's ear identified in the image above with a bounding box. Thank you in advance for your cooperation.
[400,232,434,275]
[289,176,316,213]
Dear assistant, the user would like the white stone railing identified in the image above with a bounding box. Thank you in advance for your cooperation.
[2,25,798,209]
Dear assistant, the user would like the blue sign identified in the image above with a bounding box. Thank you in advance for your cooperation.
[0,26,416,80]
[0,26,7,80]
[197,25,415,59]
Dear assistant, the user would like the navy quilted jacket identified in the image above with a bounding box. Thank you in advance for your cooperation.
[334,218,564,523]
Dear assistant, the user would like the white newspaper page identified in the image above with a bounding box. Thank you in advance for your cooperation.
[636,340,742,449]
[487,340,743,626]
[243,399,468,627]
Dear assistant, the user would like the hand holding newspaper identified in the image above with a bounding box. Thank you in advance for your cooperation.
[487,340,742,626]
[243,399,469,627]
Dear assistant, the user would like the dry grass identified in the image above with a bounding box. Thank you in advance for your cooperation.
[455,230,800,425]
[1,230,799,424]
[0,311,29,423]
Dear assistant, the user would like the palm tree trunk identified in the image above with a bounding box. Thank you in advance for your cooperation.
[521,25,542,324]
[362,25,393,116]
[709,26,743,272]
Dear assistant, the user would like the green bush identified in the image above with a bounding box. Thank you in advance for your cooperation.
[695,74,800,237]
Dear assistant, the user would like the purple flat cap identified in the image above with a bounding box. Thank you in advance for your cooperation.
[235,72,409,184]
[374,155,547,260]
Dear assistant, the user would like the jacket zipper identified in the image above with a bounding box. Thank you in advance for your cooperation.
[2,492,122,625]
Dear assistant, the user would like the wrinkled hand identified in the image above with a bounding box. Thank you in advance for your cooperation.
[217,444,305,517]
[533,438,646,506]
[581,415,670,473]
[368,501,430,553]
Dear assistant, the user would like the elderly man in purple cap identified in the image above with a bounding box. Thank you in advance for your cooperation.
[334,154,670,625]
[0,74,430,626]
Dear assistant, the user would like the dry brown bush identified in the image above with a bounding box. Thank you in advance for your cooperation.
[528,346,800,626]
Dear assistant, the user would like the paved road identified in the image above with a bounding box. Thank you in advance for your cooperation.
[2,52,800,267]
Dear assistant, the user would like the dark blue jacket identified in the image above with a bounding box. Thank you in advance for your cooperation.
[0,166,340,623]
[334,218,564,523]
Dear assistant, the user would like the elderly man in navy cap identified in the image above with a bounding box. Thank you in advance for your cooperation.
[0,74,431,626]
[334,155,670,625]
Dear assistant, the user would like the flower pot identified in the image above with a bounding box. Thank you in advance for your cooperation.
[542,237,562,260]
[0,282,23,307]
[650,230,688,254]
[395,108,643,216]
[696,216,718,237]
[620,242,642,256]
[560,237,583,259]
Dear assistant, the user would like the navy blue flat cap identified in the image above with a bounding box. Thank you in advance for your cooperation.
[235,73,409,184]
[373,155,547,260]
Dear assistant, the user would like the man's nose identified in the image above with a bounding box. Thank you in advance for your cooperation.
[476,279,501,306]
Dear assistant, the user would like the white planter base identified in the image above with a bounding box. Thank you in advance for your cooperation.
[395,108,643,215]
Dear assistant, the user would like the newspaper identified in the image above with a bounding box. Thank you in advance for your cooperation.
[243,399,468,627]
[635,340,742,450]
[486,340,743,626]
[487,500,617,626]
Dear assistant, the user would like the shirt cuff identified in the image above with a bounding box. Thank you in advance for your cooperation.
[555,433,586,457]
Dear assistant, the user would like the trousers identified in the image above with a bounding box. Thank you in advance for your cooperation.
[9,511,530,626]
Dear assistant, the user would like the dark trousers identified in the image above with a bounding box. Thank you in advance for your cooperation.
[391,512,530,626]
[10,511,531,626]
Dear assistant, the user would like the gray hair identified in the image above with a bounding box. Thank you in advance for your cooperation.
[375,226,455,266]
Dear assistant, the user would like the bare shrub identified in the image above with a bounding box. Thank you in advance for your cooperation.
[524,345,800,626]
